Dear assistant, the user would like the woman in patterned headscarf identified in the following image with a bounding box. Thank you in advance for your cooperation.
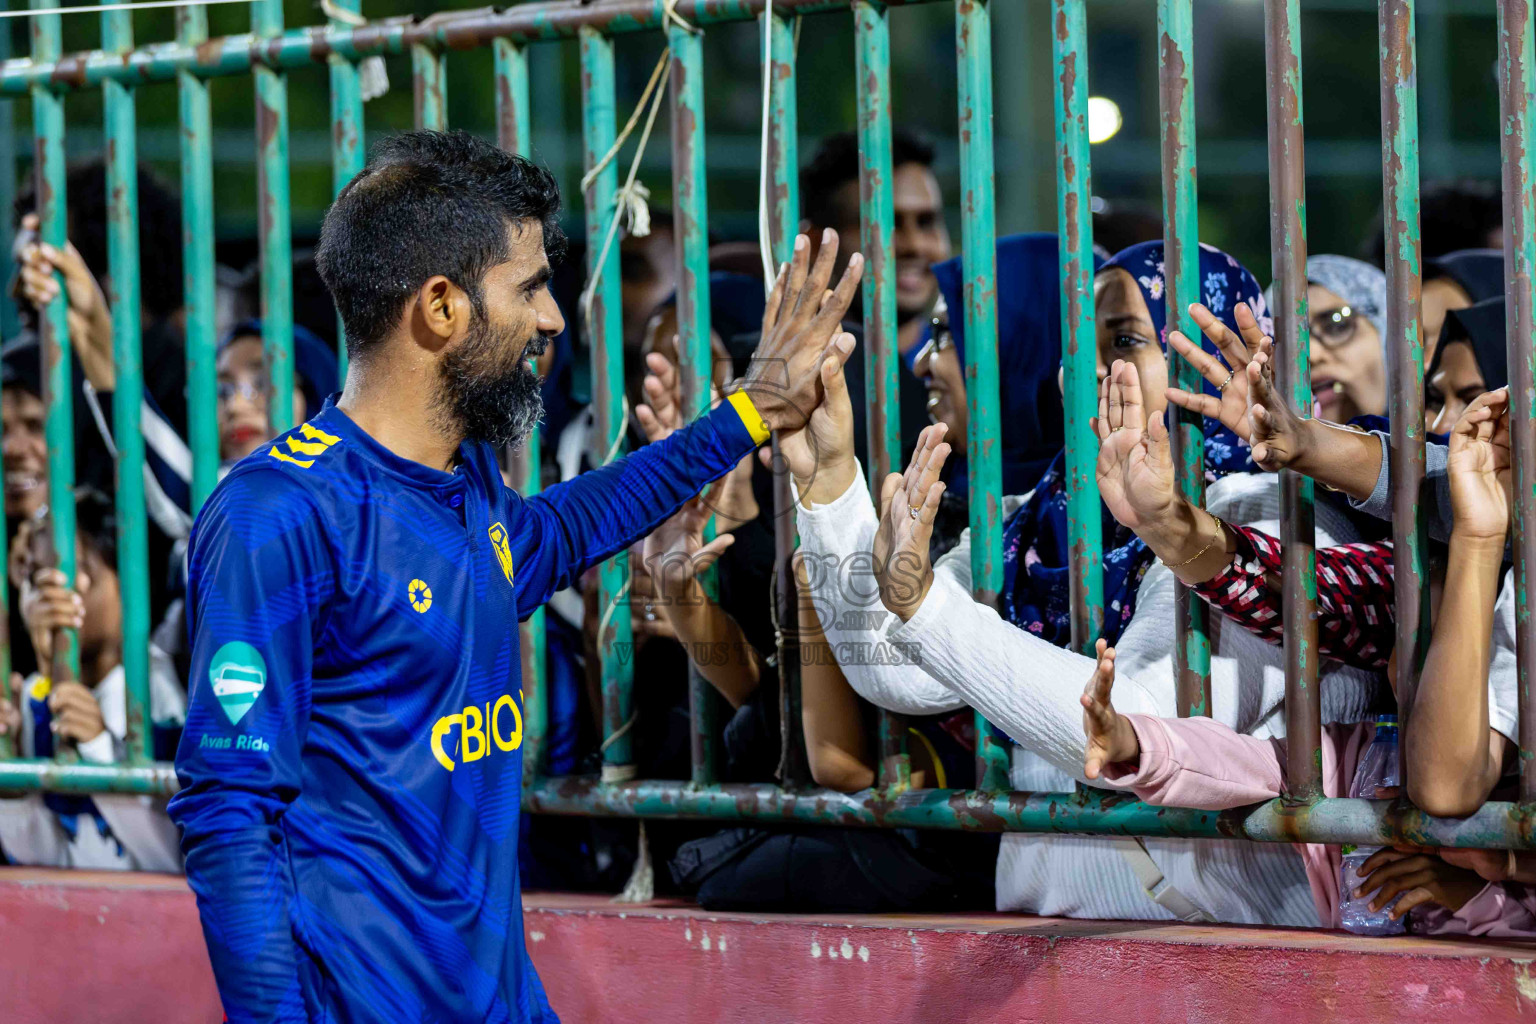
[1000,240,1274,647]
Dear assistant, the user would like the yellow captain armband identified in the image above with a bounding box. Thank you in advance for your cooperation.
[726,389,772,445]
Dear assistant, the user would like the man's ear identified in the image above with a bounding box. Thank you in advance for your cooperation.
[414,275,466,344]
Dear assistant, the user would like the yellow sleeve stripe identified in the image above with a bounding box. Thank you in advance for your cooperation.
[285,436,331,457]
[300,422,341,445]
[269,446,315,468]
[726,390,771,445]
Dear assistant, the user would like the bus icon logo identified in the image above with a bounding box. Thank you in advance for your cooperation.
[210,641,267,726]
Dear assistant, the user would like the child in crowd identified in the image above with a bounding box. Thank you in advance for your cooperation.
[0,490,184,871]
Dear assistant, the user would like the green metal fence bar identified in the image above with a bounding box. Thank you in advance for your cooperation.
[1263,0,1322,802]
[254,0,294,433]
[850,0,909,791]
[495,36,548,787]
[852,1,898,488]
[103,4,151,762]
[523,780,1536,851]
[0,0,15,343]
[0,0,957,97]
[1378,0,1428,731]
[0,2,972,121]
[1157,0,1210,719]
[763,7,811,790]
[495,38,532,157]
[412,40,447,131]
[177,5,218,515]
[955,0,1008,793]
[0,2,13,762]
[30,0,79,686]
[579,26,635,781]
[329,0,364,380]
[765,10,798,262]
[1496,0,1536,803]
[1051,0,1102,655]
[668,24,725,787]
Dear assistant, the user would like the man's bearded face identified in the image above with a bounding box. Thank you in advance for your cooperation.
[434,297,547,450]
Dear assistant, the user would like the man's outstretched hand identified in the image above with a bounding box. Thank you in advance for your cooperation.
[735,229,864,432]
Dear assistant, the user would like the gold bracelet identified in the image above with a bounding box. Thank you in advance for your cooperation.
[1159,512,1226,570]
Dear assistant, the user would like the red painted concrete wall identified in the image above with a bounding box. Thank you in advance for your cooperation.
[0,869,221,1024]
[526,894,1536,1024]
[4,870,1536,1024]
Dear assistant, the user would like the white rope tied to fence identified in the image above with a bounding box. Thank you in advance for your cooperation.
[576,46,671,372]
[318,0,390,102]
[757,0,774,288]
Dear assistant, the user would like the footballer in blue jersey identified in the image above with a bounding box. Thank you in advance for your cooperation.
[170,130,864,1023]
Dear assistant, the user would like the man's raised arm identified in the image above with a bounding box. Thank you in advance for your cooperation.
[508,230,864,614]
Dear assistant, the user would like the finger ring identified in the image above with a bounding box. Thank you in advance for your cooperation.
[908,505,921,520]
[1218,370,1235,391]
[644,602,658,622]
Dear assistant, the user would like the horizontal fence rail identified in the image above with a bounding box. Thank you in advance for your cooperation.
[0,0,1530,864]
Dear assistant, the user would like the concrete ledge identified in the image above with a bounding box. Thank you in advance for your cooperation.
[525,892,1536,1024]
[3,869,1535,1023]
[0,869,221,1024]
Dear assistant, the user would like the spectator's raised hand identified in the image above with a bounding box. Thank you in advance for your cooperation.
[634,351,685,444]
[1081,639,1139,780]
[642,495,736,602]
[15,213,116,391]
[1354,848,1487,921]
[736,230,863,433]
[1246,335,1312,472]
[1164,300,1268,441]
[872,424,948,622]
[1093,360,1176,533]
[1446,388,1512,543]
[761,319,859,507]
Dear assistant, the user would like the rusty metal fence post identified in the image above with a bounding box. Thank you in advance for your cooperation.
[1496,0,1536,804]
[1263,0,1322,804]
[1379,0,1429,730]
[1157,0,1210,719]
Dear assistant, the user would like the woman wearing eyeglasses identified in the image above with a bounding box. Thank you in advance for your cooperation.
[1285,255,1388,424]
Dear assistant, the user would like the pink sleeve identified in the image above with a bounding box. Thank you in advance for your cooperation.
[1099,714,1287,811]
[1418,883,1536,938]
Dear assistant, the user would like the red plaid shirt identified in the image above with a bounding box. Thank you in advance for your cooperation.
[1191,527,1396,670]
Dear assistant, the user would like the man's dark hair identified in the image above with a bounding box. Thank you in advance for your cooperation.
[1361,179,1502,265]
[316,130,566,357]
[14,159,183,319]
[800,130,937,229]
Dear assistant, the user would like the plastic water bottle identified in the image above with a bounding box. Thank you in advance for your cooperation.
[1339,716,1405,936]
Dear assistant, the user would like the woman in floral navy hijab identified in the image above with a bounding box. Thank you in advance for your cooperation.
[1000,240,1271,647]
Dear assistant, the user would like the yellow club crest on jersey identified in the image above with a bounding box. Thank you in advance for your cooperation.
[409,578,433,613]
[488,522,514,587]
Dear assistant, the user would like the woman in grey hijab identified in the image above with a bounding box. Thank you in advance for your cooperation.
[1265,254,1387,423]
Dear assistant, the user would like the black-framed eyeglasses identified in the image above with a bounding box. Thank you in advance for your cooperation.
[1308,305,1363,350]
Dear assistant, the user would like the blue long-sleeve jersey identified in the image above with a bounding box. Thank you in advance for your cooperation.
[170,395,769,1023]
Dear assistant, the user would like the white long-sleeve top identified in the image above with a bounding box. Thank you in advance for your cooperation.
[795,466,1382,925]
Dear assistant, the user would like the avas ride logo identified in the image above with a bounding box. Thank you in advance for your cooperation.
[210,641,267,725]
